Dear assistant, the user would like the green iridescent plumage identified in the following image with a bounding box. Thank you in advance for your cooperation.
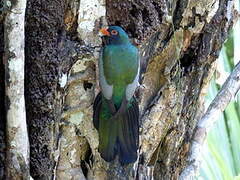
[93,26,139,164]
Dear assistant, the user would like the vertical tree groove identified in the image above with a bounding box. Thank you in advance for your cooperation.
[0,0,236,179]
[0,4,6,179]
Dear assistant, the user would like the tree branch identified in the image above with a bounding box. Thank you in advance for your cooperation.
[180,60,240,180]
[4,0,29,179]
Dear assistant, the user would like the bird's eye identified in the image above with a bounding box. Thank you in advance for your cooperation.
[111,30,118,35]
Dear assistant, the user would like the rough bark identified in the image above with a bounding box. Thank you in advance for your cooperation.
[3,0,29,179]
[180,60,240,180]
[105,0,235,179]
[24,0,95,179]
[0,2,6,179]
[0,0,236,179]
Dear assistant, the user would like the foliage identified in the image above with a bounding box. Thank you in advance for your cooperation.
[199,12,240,180]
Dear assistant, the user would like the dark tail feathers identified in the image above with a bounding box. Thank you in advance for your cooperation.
[93,92,139,165]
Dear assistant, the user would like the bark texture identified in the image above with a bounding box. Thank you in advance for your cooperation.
[0,0,236,179]
[180,60,240,180]
[3,0,29,179]
[0,4,6,179]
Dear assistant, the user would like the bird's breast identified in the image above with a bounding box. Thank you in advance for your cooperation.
[103,45,138,86]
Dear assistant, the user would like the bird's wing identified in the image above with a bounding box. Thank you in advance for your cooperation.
[93,92,102,130]
[99,49,113,100]
[125,54,140,101]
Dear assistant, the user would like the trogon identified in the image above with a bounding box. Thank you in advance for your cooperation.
[93,26,140,165]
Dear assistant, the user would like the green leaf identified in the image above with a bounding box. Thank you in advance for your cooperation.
[199,15,240,180]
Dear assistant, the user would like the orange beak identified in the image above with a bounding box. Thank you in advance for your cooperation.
[99,28,110,36]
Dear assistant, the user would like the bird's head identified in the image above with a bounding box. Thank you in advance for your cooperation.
[99,26,130,45]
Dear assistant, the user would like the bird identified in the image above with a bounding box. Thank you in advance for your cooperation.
[93,26,140,165]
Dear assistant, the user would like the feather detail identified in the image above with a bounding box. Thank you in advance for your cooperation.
[93,94,139,164]
[93,26,140,165]
[99,50,113,100]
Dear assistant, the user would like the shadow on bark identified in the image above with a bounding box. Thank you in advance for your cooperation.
[0,14,6,180]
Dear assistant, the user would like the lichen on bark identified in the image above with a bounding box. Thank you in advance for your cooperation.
[4,0,29,179]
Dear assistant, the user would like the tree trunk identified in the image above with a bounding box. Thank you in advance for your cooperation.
[0,0,235,179]
[4,0,29,179]
[1,0,29,179]
[0,5,6,179]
